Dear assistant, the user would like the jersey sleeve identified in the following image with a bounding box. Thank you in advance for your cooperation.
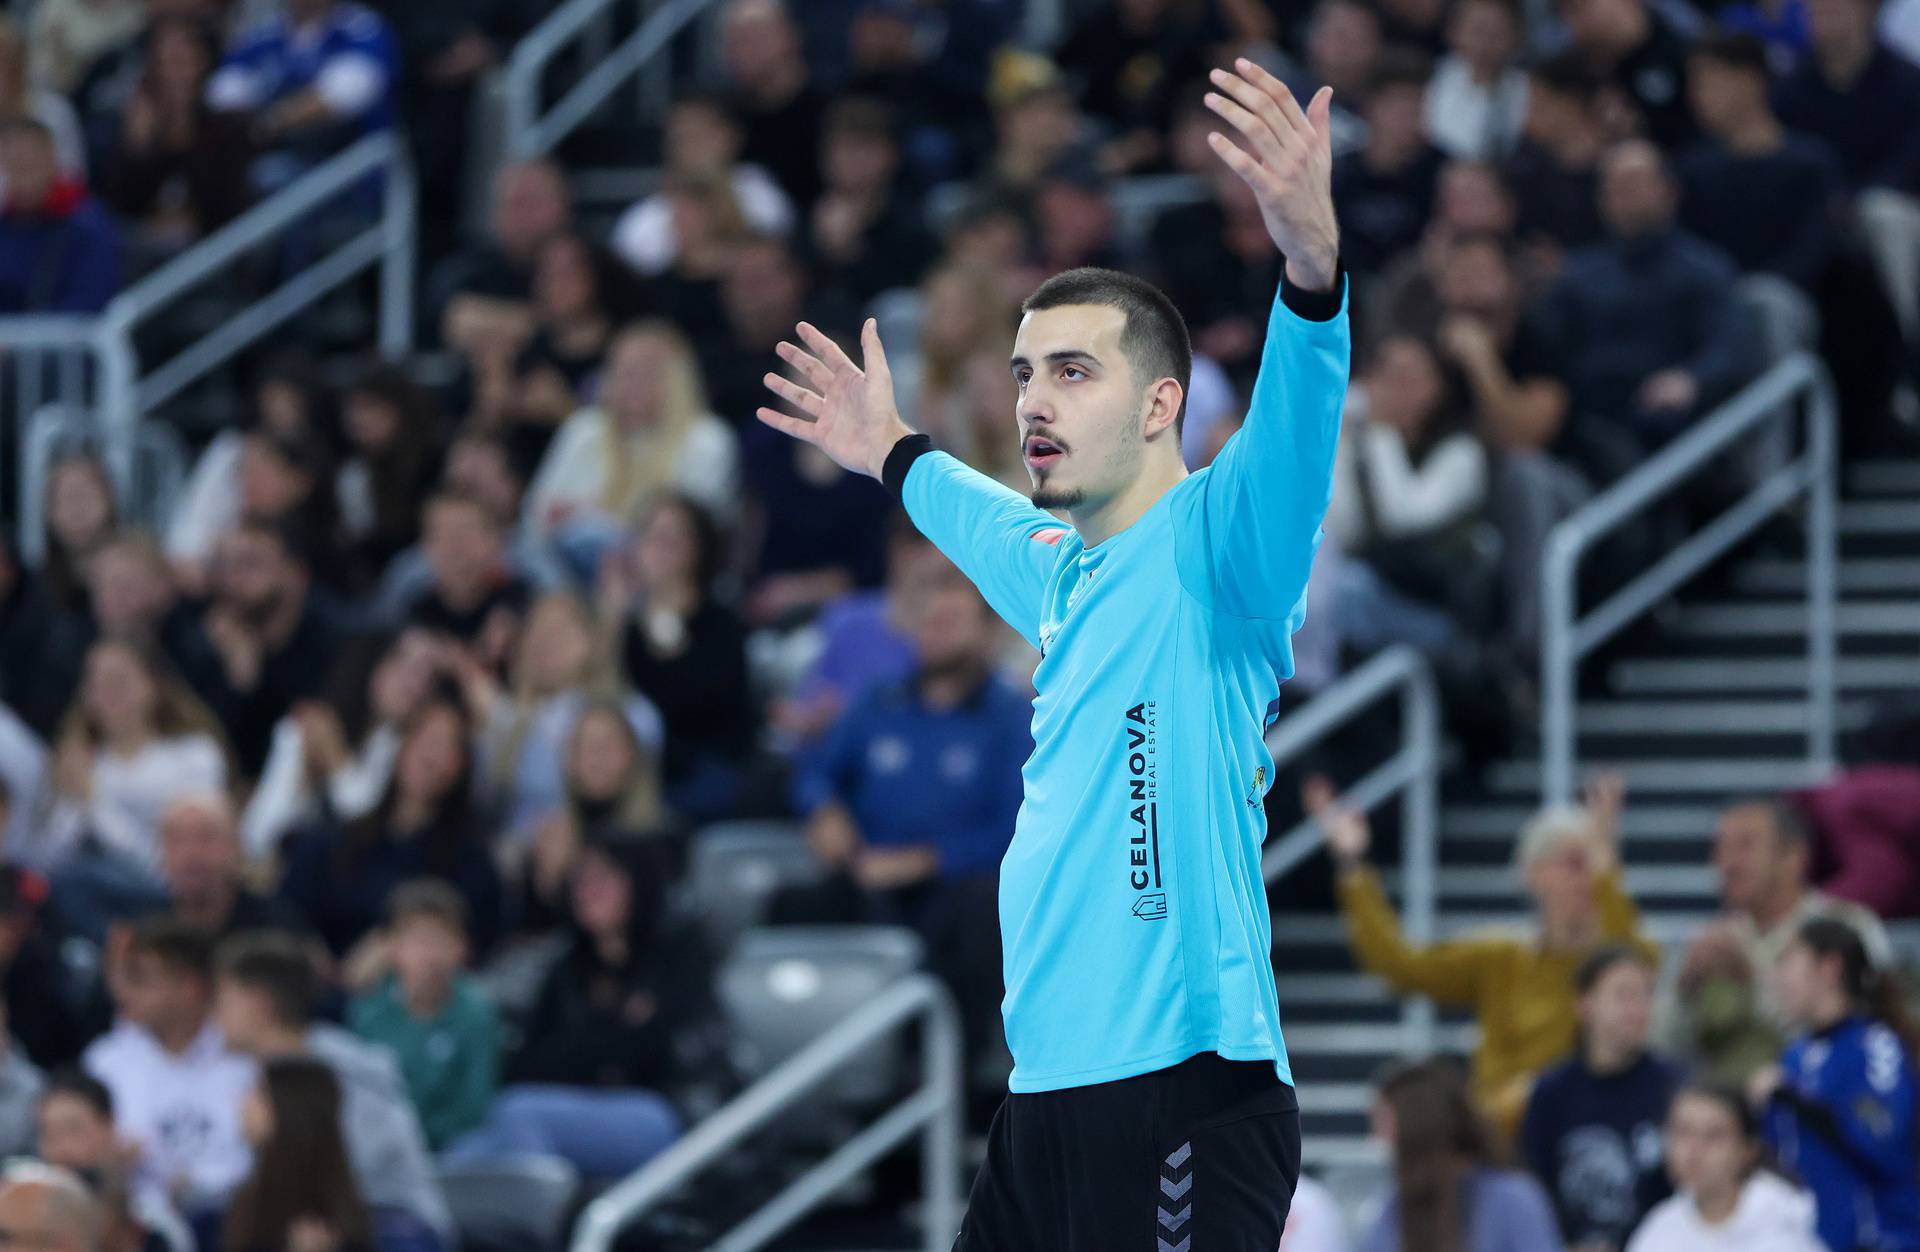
[1780,1026,1919,1184]
[893,439,1063,649]
[1192,270,1350,622]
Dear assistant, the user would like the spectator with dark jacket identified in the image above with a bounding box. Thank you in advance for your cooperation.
[1534,141,1759,453]
[98,17,251,258]
[1558,0,1697,148]
[1681,34,1843,293]
[803,96,933,309]
[1773,0,1920,192]
[1523,945,1681,1248]
[1333,51,1446,278]
[446,834,717,1179]
[0,118,120,314]
[1506,52,1609,258]
[278,697,505,958]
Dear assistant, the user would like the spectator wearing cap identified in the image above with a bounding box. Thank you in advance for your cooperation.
[180,520,346,779]
[1332,51,1446,278]
[1558,0,1698,148]
[980,50,1088,193]
[804,96,934,309]
[611,91,794,278]
[446,834,718,1179]
[1681,33,1843,294]
[1506,51,1610,256]
[1531,141,1759,453]
[0,118,119,315]
[719,0,827,204]
[214,932,452,1248]
[1426,0,1530,161]
[1661,798,1892,1081]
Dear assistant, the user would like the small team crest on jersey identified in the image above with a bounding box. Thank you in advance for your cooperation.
[1247,765,1267,808]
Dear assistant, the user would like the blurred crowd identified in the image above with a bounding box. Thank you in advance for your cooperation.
[0,0,1912,1248]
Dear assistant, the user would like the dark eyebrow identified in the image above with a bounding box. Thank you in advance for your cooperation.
[1009,350,1102,374]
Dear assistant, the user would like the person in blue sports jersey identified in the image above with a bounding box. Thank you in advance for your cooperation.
[757,56,1346,1250]
[1754,917,1920,1252]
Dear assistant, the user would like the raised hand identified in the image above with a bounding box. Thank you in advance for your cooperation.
[1203,59,1340,292]
[1303,775,1371,869]
[757,319,915,481]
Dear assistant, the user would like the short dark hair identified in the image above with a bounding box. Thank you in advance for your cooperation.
[41,1069,114,1121]
[387,879,470,934]
[1371,46,1435,95]
[0,117,53,147]
[1575,942,1655,994]
[1530,48,1605,101]
[1021,268,1193,432]
[126,917,215,982]
[824,96,896,146]
[1691,29,1771,76]
[217,931,318,1028]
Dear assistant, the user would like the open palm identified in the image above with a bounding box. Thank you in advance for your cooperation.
[1203,59,1340,292]
[757,318,914,481]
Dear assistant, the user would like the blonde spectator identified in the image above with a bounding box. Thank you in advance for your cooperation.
[1314,773,1657,1136]
[525,321,739,577]
[906,261,1017,468]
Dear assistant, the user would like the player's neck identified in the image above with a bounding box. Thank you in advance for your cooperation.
[1073,459,1188,549]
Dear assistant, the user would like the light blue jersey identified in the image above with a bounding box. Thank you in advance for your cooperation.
[894,275,1349,1092]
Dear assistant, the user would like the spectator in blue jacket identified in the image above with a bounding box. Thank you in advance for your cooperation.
[1757,916,1920,1252]
[1533,140,1759,455]
[206,0,397,191]
[778,565,1031,1061]
[0,118,120,314]
[1523,944,1681,1249]
[1772,0,1920,193]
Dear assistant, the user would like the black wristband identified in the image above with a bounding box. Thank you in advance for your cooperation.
[1280,261,1346,323]
[882,432,934,501]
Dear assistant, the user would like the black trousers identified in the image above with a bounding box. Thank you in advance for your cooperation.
[954,1053,1301,1251]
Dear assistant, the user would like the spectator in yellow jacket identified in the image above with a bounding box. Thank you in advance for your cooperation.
[1310,773,1657,1137]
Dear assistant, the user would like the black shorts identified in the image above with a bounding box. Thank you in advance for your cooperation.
[953,1052,1302,1251]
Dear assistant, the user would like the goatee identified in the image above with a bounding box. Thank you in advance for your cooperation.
[1030,487,1084,510]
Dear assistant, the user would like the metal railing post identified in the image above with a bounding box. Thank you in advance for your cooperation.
[921,986,963,1252]
[380,145,418,358]
[1541,533,1579,808]
[1400,662,1440,1054]
[1806,366,1839,774]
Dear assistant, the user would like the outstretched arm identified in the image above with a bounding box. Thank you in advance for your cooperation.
[1194,62,1349,623]
[759,320,1062,647]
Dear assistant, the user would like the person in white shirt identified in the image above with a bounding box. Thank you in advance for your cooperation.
[609,91,793,277]
[1626,1082,1822,1252]
[36,641,229,942]
[1281,1173,1354,1252]
[82,919,256,1216]
[524,321,739,578]
[1424,0,1530,160]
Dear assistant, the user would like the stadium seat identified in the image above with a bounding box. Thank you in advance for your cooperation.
[437,1154,580,1252]
[717,926,924,1112]
[687,821,825,954]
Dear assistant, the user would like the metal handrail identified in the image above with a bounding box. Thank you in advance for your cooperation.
[1262,644,1441,1051]
[0,131,415,512]
[569,973,962,1252]
[504,0,720,159]
[1539,352,1838,805]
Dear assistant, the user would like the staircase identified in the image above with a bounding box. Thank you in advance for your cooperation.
[1277,456,1920,1174]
